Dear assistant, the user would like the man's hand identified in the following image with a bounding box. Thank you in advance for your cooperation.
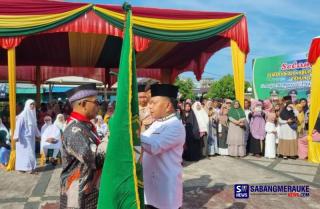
[46,138,57,144]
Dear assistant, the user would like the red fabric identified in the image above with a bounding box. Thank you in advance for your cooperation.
[221,16,250,55]
[0,2,249,83]
[0,37,25,49]
[0,65,162,87]
[0,66,36,82]
[308,37,320,64]
[44,11,150,52]
[97,5,241,19]
[16,33,71,66]
[40,66,106,84]
[146,36,230,81]
[0,66,105,84]
[0,0,88,15]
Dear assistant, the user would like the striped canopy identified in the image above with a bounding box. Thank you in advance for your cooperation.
[308,36,320,64]
[0,0,249,83]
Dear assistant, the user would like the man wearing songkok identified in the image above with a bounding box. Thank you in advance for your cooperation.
[141,84,186,209]
[60,83,107,209]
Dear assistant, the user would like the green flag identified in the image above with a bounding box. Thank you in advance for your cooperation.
[97,3,144,209]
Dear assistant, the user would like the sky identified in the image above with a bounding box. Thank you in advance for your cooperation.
[69,0,320,82]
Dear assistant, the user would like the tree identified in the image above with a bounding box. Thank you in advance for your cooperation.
[174,77,195,100]
[207,74,251,99]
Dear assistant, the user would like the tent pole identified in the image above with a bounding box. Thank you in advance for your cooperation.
[49,83,53,103]
[104,68,109,101]
[35,66,41,108]
[6,47,17,171]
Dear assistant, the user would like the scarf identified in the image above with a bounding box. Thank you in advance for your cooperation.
[219,104,229,126]
[228,100,246,120]
[192,101,209,132]
[68,112,96,131]
[68,111,101,145]
[250,111,266,140]
[263,99,273,113]
[19,99,37,133]
[280,104,295,120]
[54,114,66,131]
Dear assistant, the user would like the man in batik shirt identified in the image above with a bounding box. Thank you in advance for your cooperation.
[60,83,107,209]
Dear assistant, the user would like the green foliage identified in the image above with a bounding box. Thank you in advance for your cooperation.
[174,77,195,100]
[207,74,251,99]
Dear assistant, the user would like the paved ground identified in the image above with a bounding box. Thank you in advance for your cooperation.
[0,156,319,209]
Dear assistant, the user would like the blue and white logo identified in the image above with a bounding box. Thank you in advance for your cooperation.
[234,184,249,199]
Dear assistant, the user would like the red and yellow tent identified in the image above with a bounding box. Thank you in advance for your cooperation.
[0,0,249,170]
[307,36,320,163]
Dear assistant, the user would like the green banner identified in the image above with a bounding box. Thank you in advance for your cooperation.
[253,52,311,100]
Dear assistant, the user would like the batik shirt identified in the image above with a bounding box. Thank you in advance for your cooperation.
[60,112,105,209]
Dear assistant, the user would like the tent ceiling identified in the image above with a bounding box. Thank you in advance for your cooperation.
[0,0,249,82]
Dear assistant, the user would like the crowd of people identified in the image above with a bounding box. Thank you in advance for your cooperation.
[0,98,113,171]
[1,90,320,170]
[0,83,320,209]
[178,94,320,162]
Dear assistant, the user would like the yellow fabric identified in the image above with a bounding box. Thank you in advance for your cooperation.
[0,5,91,28]
[6,48,17,171]
[136,40,178,67]
[297,111,305,136]
[230,40,245,108]
[94,6,242,31]
[295,104,305,136]
[308,57,320,163]
[104,114,111,124]
[68,32,107,67]
[40,152,46,166]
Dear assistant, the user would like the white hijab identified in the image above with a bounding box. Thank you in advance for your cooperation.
[20,99,37,131]
[41,117,52,135]
[41,124,61,142]
[192,101,209,133]
[95,115,109,136]
[41,124,61,152]
[54,114,66,131]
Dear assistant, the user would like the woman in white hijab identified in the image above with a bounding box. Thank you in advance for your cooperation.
[54,114,66,132]
[41,115,52,135]
[192,101,209,157]
[41,119,62,163]
[13,99,41,173]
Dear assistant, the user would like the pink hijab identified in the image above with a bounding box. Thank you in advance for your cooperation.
[263,100,273,113]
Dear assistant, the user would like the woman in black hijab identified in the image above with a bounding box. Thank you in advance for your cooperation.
[278,102,298,159]
[181,102,202,161]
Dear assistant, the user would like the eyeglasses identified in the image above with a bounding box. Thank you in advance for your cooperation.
[85,100,100,106]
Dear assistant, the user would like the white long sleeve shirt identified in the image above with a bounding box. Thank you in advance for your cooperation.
[141,116,185,209]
